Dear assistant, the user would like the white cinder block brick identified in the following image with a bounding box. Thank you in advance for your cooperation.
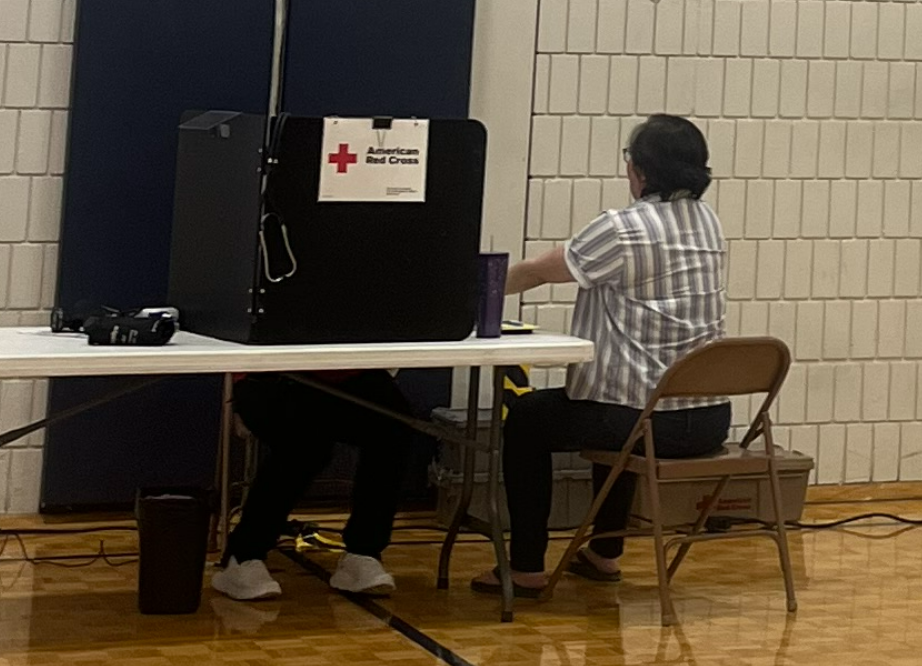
[723,59,752,117]
[713,0,741,55]
[602,177,631,209]
[769,301,796,347]
[0,245,10,306]
[526,180,543,239]
[683,0,700,55]
[873,123,900,179]
[889,64,916,120]
[16,110,52,175]
[694,0,715,55]
[530,116,562,176]
[801,181,830,238]
[834,61,862,119]
[784,241,813,299]
[872,423,900,482]
[739,301,769,336]
[549,55,580,113]
[817,424,845,484]
[597,0,628,54]
[894,240,921,297]
[522,241,554,303]
[725,300,741,337]
[818,121,845,178]
[773,180,801,238]
[811,241,839,299]
[900,423,922,481]
[900,123,922,179]
[845,424,872,483]
[907,6,922,61]
[0,177,30,243]
[542,179,574,239]
[727,240,757,298]
[913,182,922,238]
[834,364,862,422]
[534,55,550,114]
[0,0,29,41]
[48,111,68,175]
[877,4,905,61]
[38,45,72,109]
[28,176,62,242]
[589,117,620,177]
[878,300,905,358]
[61,0,75,42]
[789,121,818,178]
[29,0,62,42]
[889,362,917,421]
[707,119,735,179]
[884,181,911,238]
[778,364,807,424]
[823,301,851,359]
[807,61,835,118]
[863,363,891,422]
[916,66,922,121]
[856,179,883,237]
[824,2,850,59]
[666,57,694,115]
[851,3,878,60]
[521,305,538,325]
[862,62,888,119]
[734,120,763,178]
[4,44,41,108]
[694,58,724,117]
[567,0,597,53]
[560,116,591,176]
[762,121,791,178]
[625,0,656,54]
[795,301,824,360]
[779,60,808,118]
[750,59,779,118]
[536,304,569,333]
[40,244,56,310]
[791,425,818,483]
[906,303,922,358]
[7,449,43,513]
[579,56,610,115]
[538,0,568,52]
[32,379,48,422]
[571,179,602,234]
[552,283,579,303]
[8,244,43,309]
[840,240,868,298]
[636,57,667,115]
[829,180,858,238]
[0,380,33,434]
[770,0,796,57]
[716,178,745,239]
[745,180,772,238]
[796,2,824,58]
[851,301,878,359]
[608,57,639,115]
[867,240,895,298]
[0,109,14,175]
[740,0,768,56]
[654,0,684,55]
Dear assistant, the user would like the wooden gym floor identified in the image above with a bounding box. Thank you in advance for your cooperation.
[2,490,922,666]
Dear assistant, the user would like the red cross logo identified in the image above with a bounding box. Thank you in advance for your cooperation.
[329,143,358,174]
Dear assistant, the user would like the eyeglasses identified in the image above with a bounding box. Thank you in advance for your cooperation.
[622,148,631,163]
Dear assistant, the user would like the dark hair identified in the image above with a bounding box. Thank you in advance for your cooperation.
[627,115,711,200]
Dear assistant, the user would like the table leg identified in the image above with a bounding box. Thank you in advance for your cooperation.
[218,373,234,554]
[437,366,480,589]
[487,366,514,622]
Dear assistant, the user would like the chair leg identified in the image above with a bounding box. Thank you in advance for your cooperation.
[667,476,729,583]
[768,458,797,613]
[644,432,677,626]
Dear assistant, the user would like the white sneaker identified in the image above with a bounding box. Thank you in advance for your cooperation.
[211,557,282,601]
[329,553,396,596]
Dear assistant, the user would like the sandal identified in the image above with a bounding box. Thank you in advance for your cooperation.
[567,550,622,582]
[470,567,546,599]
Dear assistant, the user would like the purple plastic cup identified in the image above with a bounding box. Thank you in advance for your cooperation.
[477,252,509,338]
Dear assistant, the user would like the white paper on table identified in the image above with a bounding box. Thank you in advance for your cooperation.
[318,117,429,203]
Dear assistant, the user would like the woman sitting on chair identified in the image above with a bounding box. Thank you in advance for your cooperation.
[472,114,732,597]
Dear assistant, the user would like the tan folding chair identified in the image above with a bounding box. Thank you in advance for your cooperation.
[541,337,797,626]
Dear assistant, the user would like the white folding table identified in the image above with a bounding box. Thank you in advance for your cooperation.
[0,326,593,621]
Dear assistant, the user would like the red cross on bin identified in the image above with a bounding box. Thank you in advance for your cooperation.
[329,143,358,174]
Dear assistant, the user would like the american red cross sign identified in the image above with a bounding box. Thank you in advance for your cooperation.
[328,143,358,173]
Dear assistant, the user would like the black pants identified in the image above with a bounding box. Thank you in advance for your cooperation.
[503,389,731,572]
[225,371,413,564]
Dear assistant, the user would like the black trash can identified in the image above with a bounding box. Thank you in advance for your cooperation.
[136,486,212,614]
